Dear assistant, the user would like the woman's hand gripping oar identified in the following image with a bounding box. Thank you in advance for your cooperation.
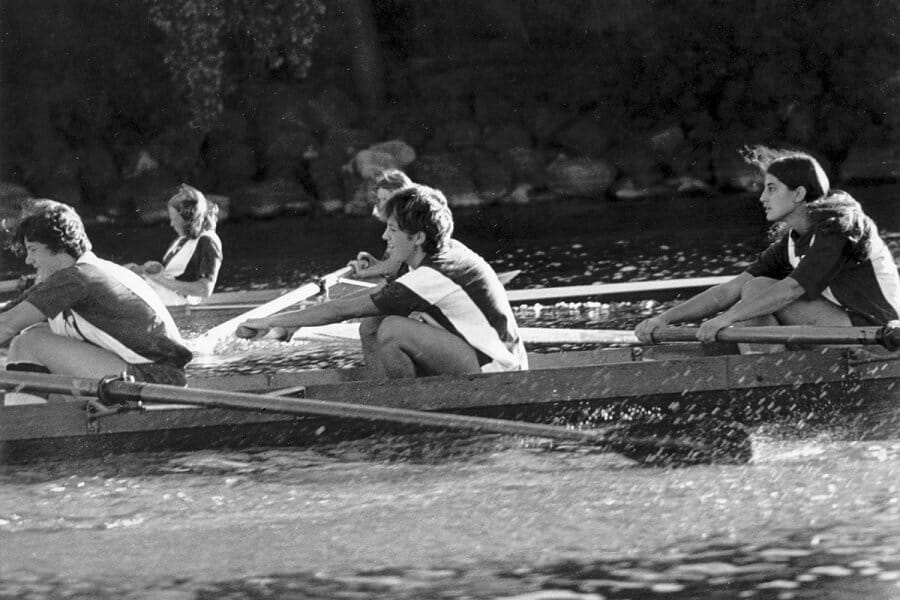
[192,266,353,354]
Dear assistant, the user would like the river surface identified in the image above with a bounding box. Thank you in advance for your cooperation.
[1,188,899,599]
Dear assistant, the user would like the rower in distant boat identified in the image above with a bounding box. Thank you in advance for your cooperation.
[126,184,222,306]
[238,184,528,378]
[0,200,192,403]
[635,146,900,351]
[346,168,414,281]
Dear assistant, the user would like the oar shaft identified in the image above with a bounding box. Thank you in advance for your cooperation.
[652,325,893,347]
[0,371,696,450]
[197,266,352,344]
[101,380,615,445]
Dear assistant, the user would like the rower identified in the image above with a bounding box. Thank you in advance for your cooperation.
[346,168,414,367]
[346,168,414,281]
[126,184,222,306]
[238,184,528,378]
[1,200,192,404]
[635,146,900,352]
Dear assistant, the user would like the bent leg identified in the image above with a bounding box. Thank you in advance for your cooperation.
[358,316,385,373]
[736,276,852,353]
[8,326,129,378]
[374,316,480,379]
[774,297,852,327]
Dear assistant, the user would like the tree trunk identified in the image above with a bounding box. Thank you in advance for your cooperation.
[340,0,385,113]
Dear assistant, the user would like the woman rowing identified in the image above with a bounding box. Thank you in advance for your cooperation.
[0,200,191,400]
[128,184,222,306]
[346,168,415,280]
[239,184,527,378]
[635,146,900,349]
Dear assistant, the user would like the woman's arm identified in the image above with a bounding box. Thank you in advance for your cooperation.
[634,273,751,341]
[348,251,404,279]
[239,294,383,338]
[696,276,805,342]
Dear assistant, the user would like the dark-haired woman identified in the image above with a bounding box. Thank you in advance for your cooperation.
[635,147,900,348]
[0,200,191,400]
[134,184,223,306]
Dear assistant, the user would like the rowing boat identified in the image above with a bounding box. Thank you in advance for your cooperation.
[2,325,897,465]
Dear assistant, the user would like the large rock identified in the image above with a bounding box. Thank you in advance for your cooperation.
[545,155,616,198]
[347,140,417,178]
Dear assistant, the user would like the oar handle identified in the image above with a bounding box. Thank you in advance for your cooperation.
[196,266,353,347]
[650,323,900,350]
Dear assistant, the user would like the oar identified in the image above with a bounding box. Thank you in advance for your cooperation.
[525,324,899,349]
[193,266,353,351]
[239,322,900,350]
[506,275,734,303]
[651,324,900,350]
[0,371,707,458]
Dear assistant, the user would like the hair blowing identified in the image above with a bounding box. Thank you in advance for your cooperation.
[382,185,454,255]
[808,190,877,261]
[168,184,218,238]
[742,145,830,202]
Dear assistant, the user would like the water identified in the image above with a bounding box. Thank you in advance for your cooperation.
[1,188,900,599]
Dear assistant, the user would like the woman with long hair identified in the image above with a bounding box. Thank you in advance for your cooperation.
[135,184,223,306]
[634,146,900,349]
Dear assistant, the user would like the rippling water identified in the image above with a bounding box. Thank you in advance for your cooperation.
[1,192,899,599]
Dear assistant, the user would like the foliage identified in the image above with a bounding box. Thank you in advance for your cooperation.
[609,0,900,164]
[145,0,325,130]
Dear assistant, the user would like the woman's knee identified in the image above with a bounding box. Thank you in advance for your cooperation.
[7,326,53,358]
[375,316,409,347]
[358,316,384,338]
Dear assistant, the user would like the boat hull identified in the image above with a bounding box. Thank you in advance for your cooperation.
[1,346,897,463]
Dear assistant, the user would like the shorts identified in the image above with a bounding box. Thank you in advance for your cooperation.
[126,362,187,386]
